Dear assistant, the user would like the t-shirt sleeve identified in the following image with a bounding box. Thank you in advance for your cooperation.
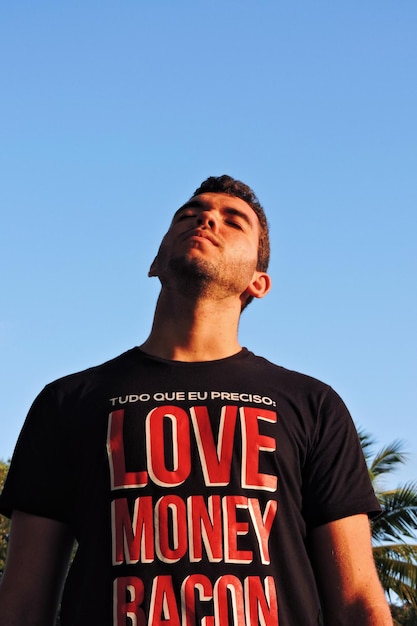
[0,384,76,523]
[301,386,381,527]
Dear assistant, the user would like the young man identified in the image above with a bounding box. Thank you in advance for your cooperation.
[0,175,392,625]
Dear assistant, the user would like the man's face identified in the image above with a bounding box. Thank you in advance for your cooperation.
[150,192,264,302]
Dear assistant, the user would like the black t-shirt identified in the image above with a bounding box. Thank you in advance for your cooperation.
[0,348,380,625]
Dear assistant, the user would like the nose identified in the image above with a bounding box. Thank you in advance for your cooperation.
[196,211,216,230]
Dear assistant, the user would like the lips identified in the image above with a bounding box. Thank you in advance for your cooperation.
[180,228,219,247]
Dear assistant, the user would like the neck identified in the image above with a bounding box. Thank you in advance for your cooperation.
[139,288,242,362]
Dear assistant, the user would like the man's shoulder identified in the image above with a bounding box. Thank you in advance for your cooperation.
[245,350,331,391]
[43,348,140,395]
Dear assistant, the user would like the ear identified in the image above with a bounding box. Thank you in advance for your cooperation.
[148,256,159,277]
[243,271,272,301]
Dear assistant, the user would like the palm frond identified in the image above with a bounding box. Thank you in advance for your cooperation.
[373,546,417,608]
[359,430,417,608]
[358,429,408,484]
[373,543,417,564]
[358,429,376,463]
[370,440,409,480]
[372,483,417,542]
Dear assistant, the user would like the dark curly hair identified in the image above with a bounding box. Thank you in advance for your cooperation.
[191,175,270,273]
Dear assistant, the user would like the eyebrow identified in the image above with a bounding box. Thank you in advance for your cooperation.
[172,199,254,228]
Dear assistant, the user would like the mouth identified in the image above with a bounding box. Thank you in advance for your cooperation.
[181,229,219,247]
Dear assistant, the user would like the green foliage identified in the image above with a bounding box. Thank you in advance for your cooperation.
[390,603,417,626]
[0,459,10,578]
[359,431,417,612]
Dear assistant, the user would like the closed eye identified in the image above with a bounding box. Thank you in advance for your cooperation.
[225,219,243,229]
[223,207,252,231]
[176,212,195,222]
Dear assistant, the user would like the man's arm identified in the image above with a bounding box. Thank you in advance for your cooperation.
[309,513,392,625]
[0,510,74,626]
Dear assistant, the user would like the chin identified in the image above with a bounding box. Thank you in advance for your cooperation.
[169,255,216,282]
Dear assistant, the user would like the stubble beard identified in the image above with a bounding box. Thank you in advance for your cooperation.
[167,255,222,299]
[161,252,256,303]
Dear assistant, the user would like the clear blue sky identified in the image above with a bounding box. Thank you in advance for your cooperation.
[1,1,416,490]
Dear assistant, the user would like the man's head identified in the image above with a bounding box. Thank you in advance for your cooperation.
[150,174,271,310]
[191,175,270,274]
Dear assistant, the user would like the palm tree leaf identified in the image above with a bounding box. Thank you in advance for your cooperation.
[358,429,375,462]
[373,483,417,542]
[370,441,408,480]
[359,431,417,608]
[374,547,417,606]
[373,543,417,563]
[358,429,408,485]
